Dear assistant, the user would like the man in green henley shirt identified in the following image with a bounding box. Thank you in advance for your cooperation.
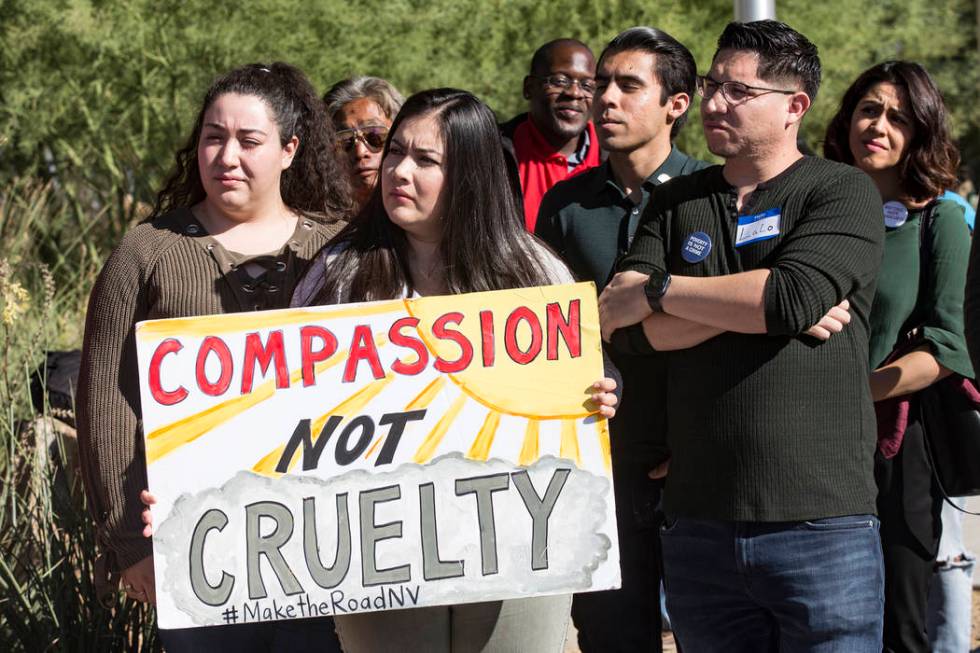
[535,27,706,653]
[598,20,885,651]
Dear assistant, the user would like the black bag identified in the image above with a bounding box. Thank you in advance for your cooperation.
[915,203,980,500]
[30,349,81,426]
[919,375,980,497]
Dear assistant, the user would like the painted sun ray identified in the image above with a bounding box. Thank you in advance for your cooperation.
[413,392,468,464]
[253,444,286,475]
[467,410,501,461]
[255,373,398,475]
[595,417,611,473]
[363,375,447,462]
[363,434,385,460]
[145,335,387,464]
[518,420,540,466]
[560,418,581,466]
[405,376,446,411]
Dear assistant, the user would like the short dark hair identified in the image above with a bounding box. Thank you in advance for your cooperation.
[313,89,558,303]
[598,26,697,138]
[823,61,959,202]
[529,38,593,75]
[714,20,821,101]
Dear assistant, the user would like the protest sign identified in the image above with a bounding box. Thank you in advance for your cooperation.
[136,282,619,629]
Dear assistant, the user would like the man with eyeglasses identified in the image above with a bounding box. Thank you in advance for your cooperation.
[598,21,886,651]
[500,38,602,231]
[535,26,706,653]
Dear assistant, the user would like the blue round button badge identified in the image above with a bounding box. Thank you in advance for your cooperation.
[883,201,908,228]
[681,231,712,263]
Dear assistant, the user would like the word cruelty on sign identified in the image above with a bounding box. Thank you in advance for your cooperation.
[136,282,619,629]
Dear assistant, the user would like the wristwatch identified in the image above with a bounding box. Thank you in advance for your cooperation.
[643,271,671,313]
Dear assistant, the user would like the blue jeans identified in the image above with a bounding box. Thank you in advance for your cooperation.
[927,498,975,653]
[661,516,884,652]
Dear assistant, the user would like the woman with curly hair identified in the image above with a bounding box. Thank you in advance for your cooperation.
[825,61,972,653]
[77,62,348,650]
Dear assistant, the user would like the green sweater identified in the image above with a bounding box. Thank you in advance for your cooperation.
[77,209,340,575]
[869,199,973,378]
[619,157,884,522]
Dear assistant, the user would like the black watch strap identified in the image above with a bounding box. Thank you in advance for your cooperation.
[644,272,671,313]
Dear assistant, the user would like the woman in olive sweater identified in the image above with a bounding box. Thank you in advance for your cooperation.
[77,62,348,650]
[825,61,971,653]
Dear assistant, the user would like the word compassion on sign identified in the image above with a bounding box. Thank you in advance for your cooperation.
[136,283,619,629]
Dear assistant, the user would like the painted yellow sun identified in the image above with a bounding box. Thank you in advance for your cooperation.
[138,283,610,478]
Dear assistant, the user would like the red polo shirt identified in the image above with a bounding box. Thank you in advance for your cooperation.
[513,117,601,232]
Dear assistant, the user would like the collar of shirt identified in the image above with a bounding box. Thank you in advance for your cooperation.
[719,156,809,215]
[524,115,597,170]
[600,145,690,202]
[565,128,591,171]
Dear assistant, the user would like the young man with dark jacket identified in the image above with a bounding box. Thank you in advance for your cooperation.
[536,26,705,653]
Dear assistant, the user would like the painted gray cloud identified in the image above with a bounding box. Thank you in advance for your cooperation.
[153,454,615,626]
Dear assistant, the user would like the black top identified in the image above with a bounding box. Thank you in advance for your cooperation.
[536,148,708,469]
[967,223,980,376]
[619,156,885,521]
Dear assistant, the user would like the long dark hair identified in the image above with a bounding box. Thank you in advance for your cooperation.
[312,88,557,303]
[824,61,959,202]
[150,62,350,220]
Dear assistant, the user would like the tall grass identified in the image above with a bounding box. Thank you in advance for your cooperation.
[0,178,159,651]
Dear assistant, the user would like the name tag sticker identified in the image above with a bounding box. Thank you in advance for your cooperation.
[681,231,712,263]
[735,208,781,247]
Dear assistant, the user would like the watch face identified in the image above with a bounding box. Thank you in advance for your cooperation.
[644,273,668,308]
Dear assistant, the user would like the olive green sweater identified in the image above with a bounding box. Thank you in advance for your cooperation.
[619,157,884,521]
[77,208,340,575]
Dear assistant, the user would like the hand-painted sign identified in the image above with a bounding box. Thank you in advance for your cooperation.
[136,282,619,628]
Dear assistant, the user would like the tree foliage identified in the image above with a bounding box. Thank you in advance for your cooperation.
[0,3,976,648]
[0,0,977,219]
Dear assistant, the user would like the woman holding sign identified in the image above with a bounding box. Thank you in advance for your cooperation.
[77,62,348,650]
[291,88,619,652]
[825,61,972,653]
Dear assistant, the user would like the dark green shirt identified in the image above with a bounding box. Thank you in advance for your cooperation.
[535,146,708,292]
[619,156,884,522]
[869,199,973,378]
[535,148,707,470]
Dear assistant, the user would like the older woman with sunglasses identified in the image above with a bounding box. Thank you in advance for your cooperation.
[324,76,404,211]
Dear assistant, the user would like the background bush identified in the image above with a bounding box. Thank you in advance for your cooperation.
[0,1,977,649]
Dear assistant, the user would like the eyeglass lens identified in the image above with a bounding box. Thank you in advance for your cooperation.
[338,127,387,152]
[542,75,597,95]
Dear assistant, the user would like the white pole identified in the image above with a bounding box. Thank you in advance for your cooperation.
[734,0,776,22]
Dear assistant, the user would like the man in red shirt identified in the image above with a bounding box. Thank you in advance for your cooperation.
[500,39,603,231]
